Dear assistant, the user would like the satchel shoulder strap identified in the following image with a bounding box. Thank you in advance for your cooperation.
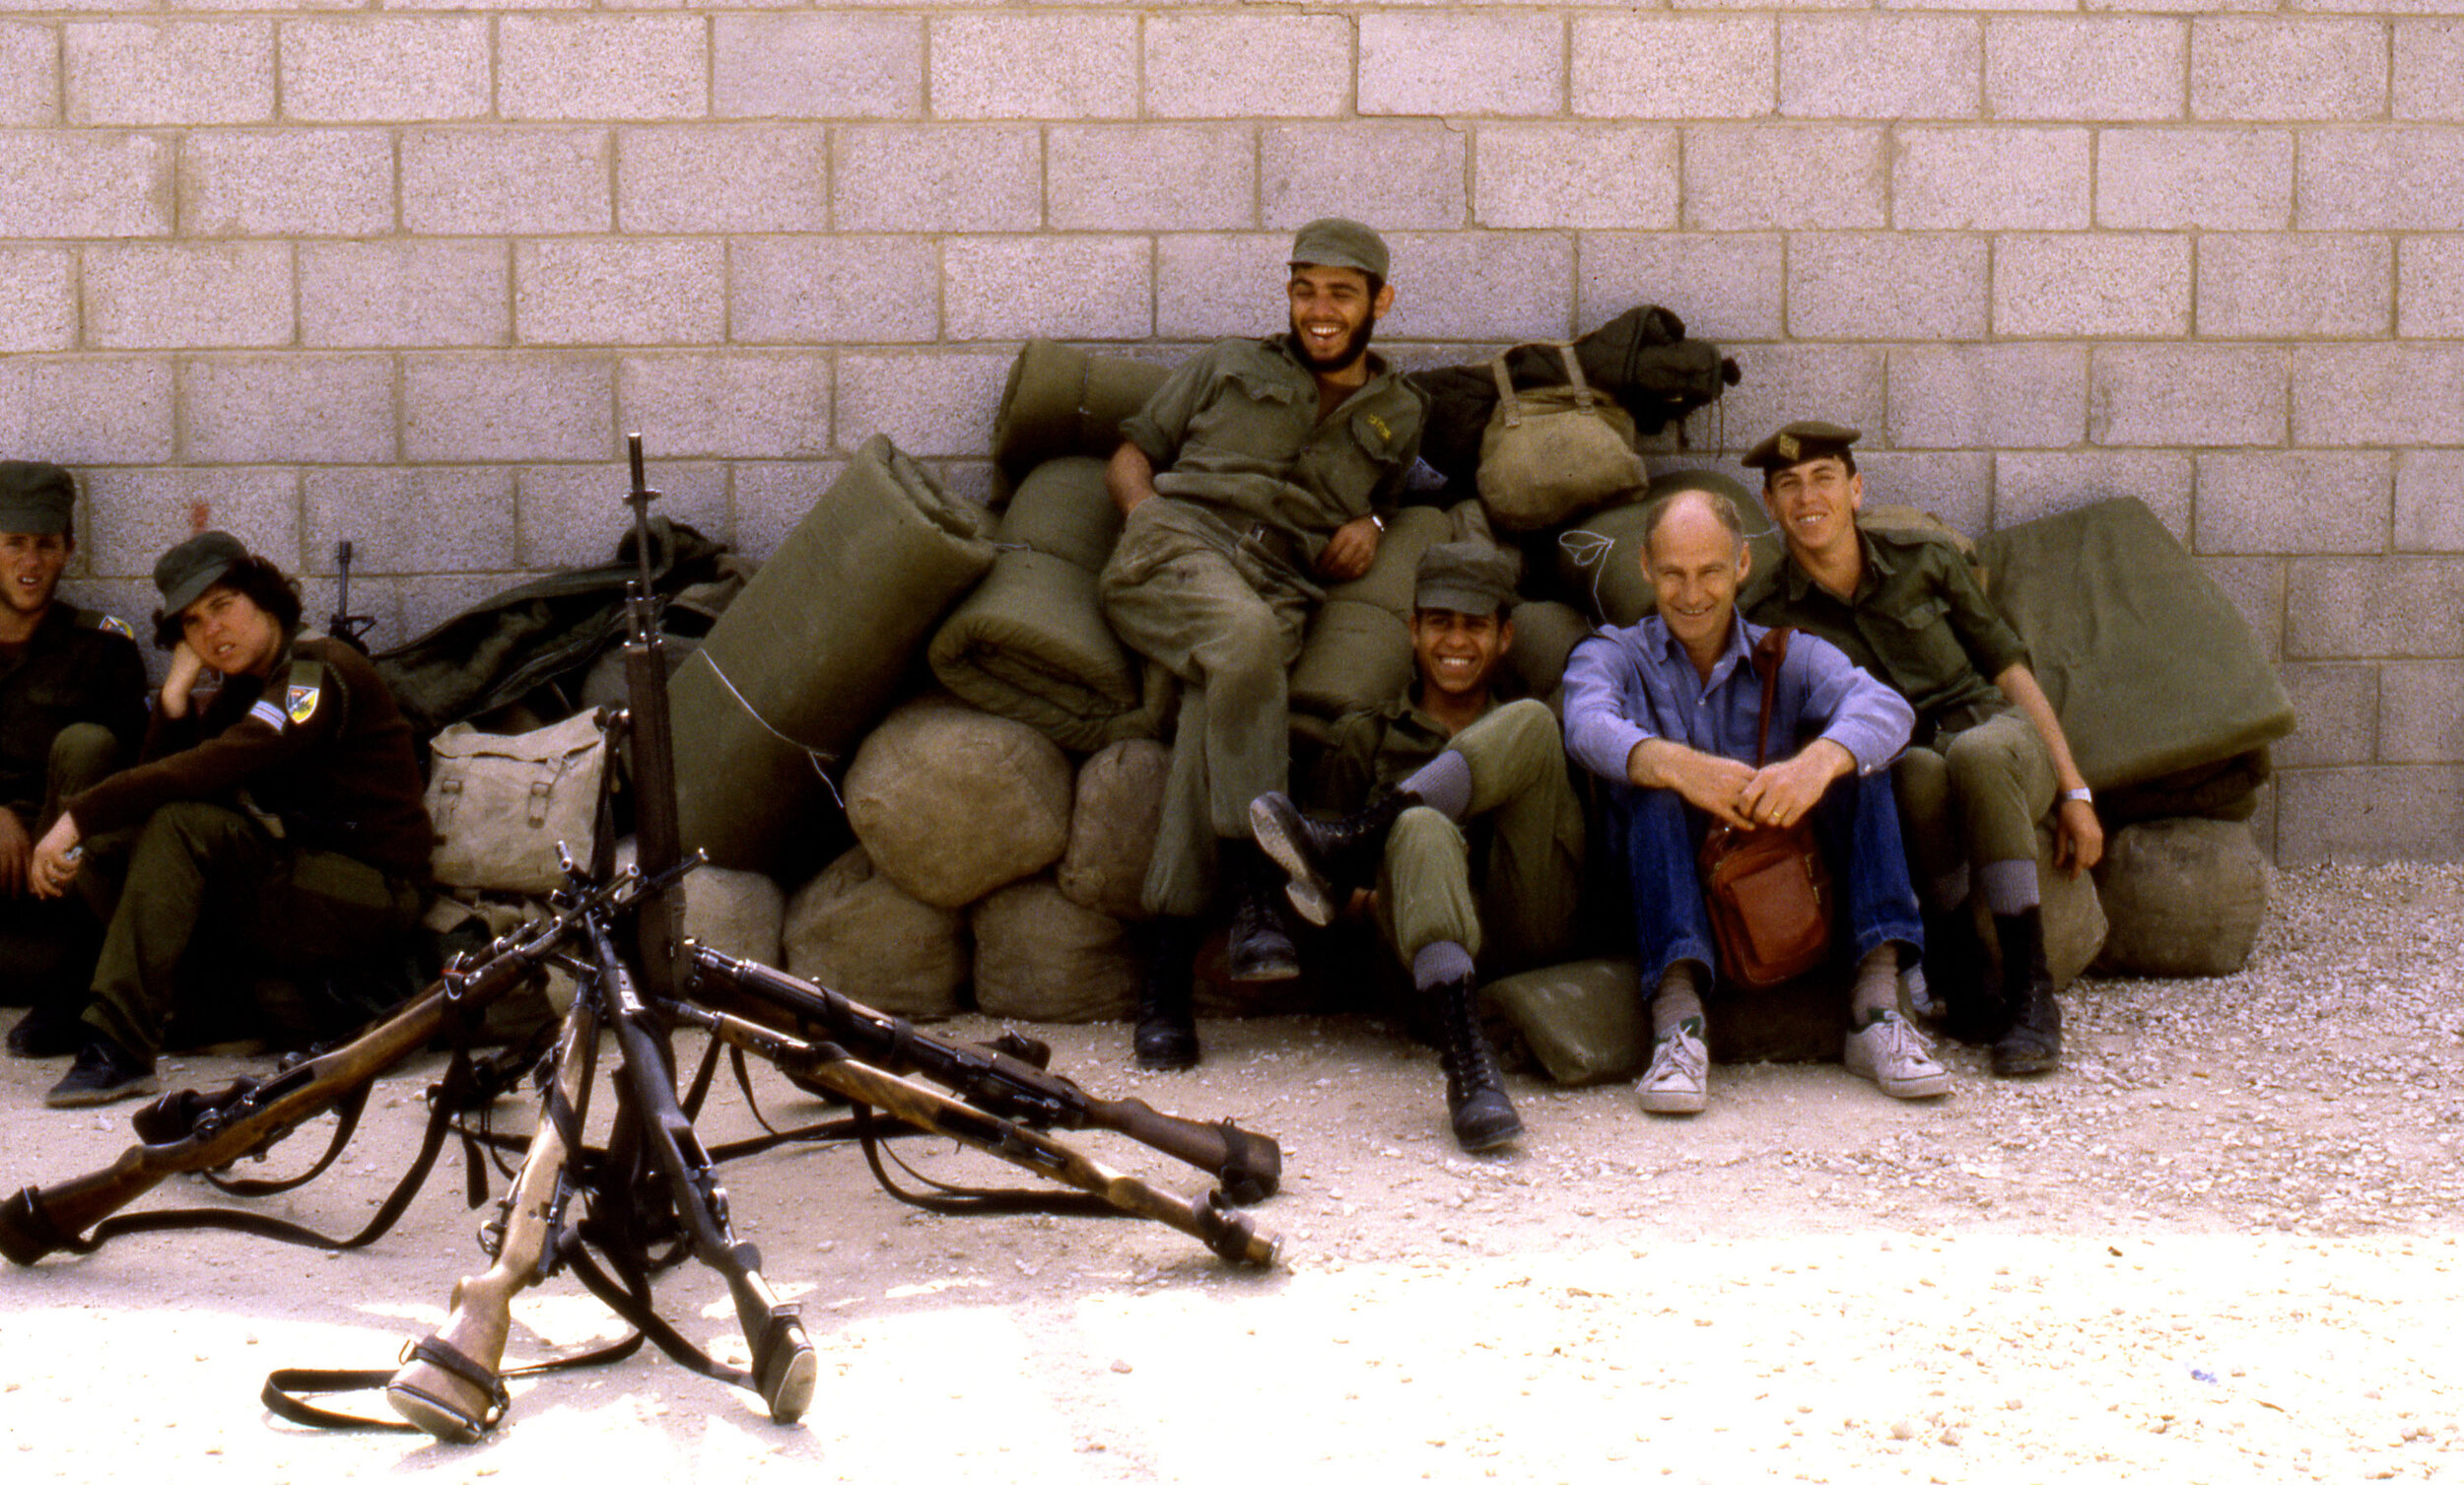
[1749,626,1794,768]
[1486,340,1591,429]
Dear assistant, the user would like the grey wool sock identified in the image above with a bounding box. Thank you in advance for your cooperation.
[1850,943,1902,1025]
[1978,859,2040,917]
[1400,748,1472,821]
[1652,961,1707,1038]
[1412,939,1476,992]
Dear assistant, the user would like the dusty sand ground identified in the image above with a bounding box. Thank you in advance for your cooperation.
[2,861,2459,1484]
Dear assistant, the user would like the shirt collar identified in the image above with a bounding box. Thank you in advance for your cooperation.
[1778,523,1893,603]
[1648,610,1758,691]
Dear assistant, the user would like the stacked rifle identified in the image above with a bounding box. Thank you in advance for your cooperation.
[0,439,1284,1444]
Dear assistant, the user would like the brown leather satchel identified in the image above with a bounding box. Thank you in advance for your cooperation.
[1696,628,1834,989]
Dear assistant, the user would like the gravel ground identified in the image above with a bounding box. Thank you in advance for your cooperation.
[1,861,2459,1483]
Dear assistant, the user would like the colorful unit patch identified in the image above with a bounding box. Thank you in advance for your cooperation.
[286,684,320,725]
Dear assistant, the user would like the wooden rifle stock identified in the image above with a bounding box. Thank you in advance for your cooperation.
[689,947,1282,1204]
[386,991,601,1443]
[667,1001,1280,1268]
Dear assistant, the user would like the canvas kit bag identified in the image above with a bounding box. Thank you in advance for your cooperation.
[1476,341,1646,532]
[1696,629,1833,990]
[424,709,609,895]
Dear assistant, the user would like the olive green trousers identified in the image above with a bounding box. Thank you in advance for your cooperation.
[1891,708,2058,894]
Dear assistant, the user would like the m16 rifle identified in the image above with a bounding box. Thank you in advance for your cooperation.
[327,540,378,652]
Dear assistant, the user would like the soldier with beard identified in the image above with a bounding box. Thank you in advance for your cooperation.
[1099,218,1429,1070]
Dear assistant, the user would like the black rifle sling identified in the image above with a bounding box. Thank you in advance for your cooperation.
[261,1320,646,1433]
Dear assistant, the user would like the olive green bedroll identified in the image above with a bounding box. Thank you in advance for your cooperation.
[672,436,995,874]
[1974,497,2293,797]
[1286,505,1457,741]
[926,455,1174,753]
[992,340,1173,493]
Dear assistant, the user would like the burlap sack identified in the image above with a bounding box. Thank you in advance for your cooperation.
[1287,505,1456,724]
[844,693,1075,910]
[782,846,969,1020]
[971,876,1138,1022]
[2089,818,2269,979]
[1056,738,1168,920]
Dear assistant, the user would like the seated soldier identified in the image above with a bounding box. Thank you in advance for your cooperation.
[0,461,147,1056]
[28,532,434,1108]
[1740,422,2100,1075]
[1248,544,1585,1152]
[1562,489,1946,1114]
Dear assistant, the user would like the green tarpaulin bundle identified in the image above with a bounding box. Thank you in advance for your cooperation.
[1287,505,1455,737]
[992,339,1172,493]
[672,436,994,874]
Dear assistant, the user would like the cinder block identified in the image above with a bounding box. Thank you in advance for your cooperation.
[85,243,293,349]
[1893,127,2089,230]
[1361,14,1562,117]
[834,352,1012,458]
[79,465,299,579]
[1852,452,1995,536]
[836,125,1041,233]
[179,128,392,236]
[1778,16,1980,119]
[517,460,730,570]
[945,236,1152,342]
[1475,124,1678,230]
[2395,449,2464,551]
[1144,15,1350,120]
[2398,236,2464,336]
[731,459,849,563]
[2286,556,2464,659]
[2299,127,2464,231]
[1788,235,1989,340]
[2196,555,2284,662]
[1053,125,1257,232]
[301,240,510,349]
[0,357,174,465]
[66,20,273,125]
[2396,21,2464,121]
[0,248,76,353]
[1985,18,2184,121]
[1578,232,1784,342]
[402,127,610,236]
[2088,345,2286,446]
[499,16,706,122]
[0,23,57,124]
[516,239,724,347]
[715,14,923,120]
[617,353,831,460]
[1377,233,1575,342]
[2379,662,2464,764]
[2291,344,2464,446]
[732,236,938,346]
[1683,126,1887,230]
[278,18,490,123]
[1996,236,2191,337]
[404,353,615,463]
[2097,128,2293,230]
[1263,122,1463,230]
[2276,766,2464,865]
[1157,235,1298,339]
[1717,344,1888,453]
[305,467,517,574]
[2192,18,2386,121]
[1572,17,1774,120]
[2202,234,2391,338]
[616,125,829,234]
[930,14,1135,120]
[0,131,172,238]
[2193,451,2390,555]
[2273,662,2378,769]
[1886,344,2085,449]
[182,354,397,464]
[1995,452,2192,537]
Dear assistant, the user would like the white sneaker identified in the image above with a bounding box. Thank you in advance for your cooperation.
[1845,1012,1951,1100]
[1636,1017,1708,1114]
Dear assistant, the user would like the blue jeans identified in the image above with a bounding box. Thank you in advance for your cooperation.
[1610,770,1924,988]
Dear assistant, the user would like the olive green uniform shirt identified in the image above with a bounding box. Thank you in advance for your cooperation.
[1120,333,1426,569]
[1744,526,2030,742]
[0,603,147,826]
[1307,690,1473,815]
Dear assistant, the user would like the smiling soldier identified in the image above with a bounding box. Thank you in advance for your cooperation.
[1099,218,1428,1071]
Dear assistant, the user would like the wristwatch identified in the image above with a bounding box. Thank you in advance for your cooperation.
[2061,786,2093,804]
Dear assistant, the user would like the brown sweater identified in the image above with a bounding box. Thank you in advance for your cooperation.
[68,633,435,876]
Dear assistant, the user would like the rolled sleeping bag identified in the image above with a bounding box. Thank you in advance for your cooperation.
[672,436,995,874]
[992,339,1174,488]
[1503,599,1592,704]
[1551,469,1776,628]
[1286,504,1456,724]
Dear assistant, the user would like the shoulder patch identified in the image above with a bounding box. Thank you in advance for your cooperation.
[99,614,134,640]
[247,698,287,731]
[286,682,320,725]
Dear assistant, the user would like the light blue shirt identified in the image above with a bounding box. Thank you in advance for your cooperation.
[1562,612,1915,785]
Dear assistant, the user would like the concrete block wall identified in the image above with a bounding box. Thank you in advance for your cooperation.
[1,1,2458,863]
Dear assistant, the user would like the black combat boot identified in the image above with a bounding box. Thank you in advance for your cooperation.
[1989,908,2063,1076]
[1249,787,1418,927]
[1132,917,1202,1071]
[1922,906,2010,1044]
[1431,970,1521,1153]
[1225,843,1301,982]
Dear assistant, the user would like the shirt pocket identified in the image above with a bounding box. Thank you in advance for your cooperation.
[1879,594,1974,686]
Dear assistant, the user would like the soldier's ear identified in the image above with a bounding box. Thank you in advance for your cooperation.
[1373,282,1396,319]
